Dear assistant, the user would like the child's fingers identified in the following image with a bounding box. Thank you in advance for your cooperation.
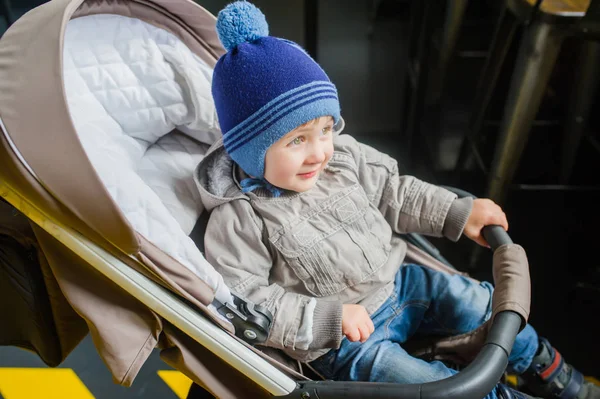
[345,328,360,342]
[496,212,508,231]
[358,324,371,343]
[475,235,489,248]
[486,211,509,232]
[502,212,509,231]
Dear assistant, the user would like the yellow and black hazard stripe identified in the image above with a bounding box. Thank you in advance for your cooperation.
[1,368,598,398]
[0,368,192,399]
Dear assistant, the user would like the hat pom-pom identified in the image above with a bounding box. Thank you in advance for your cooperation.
[216,1,269,51]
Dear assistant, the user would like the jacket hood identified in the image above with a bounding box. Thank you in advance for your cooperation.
[194,139,247,212]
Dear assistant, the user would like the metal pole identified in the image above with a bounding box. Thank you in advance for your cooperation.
[486,20,564,205]
[455,5,520,174]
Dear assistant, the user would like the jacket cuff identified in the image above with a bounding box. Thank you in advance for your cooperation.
[309,300,343,349]
[442,197,473,242]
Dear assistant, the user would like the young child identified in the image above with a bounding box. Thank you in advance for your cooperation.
[194,2,599,398]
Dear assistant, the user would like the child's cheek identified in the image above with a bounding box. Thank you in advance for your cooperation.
[274,154,295,181]
[324,148,334,165]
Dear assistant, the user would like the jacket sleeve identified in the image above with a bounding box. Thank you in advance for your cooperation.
[204,200,343,351]
[334,134,473,241]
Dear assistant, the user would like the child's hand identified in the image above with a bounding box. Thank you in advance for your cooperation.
[342,304,375,343]
[463,198,509,248]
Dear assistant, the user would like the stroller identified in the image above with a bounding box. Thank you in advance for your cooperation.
[0,0,531,398]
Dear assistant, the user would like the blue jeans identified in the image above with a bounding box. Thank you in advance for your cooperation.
[309,264,539,399]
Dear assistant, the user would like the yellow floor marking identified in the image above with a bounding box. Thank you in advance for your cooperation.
[157,370,193,399]
[507,374,600,388]
[0,368,95,399]
[505,374,518,386]
[585,376,600,386]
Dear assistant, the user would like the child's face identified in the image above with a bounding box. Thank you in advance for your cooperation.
[264,116,335,193]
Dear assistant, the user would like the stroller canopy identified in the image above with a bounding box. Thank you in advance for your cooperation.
[0,0,234,304]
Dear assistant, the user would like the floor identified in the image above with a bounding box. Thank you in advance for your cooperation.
[0,337,192,399]
[1,0,599,398]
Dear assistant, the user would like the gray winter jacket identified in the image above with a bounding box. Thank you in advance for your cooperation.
[195,133,473,362]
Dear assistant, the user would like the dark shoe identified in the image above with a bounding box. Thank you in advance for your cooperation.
[521,338,600,399]
[497,383,541,399]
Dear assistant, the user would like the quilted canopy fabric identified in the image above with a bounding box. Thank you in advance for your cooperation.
[63,14,231,304]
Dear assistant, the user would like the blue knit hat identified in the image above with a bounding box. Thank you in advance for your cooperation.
[212,1,341,180]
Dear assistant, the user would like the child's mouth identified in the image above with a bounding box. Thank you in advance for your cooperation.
[298,170,318,179]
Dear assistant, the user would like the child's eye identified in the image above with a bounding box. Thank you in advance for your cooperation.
[321,126,333,136]
[289,136,305,146]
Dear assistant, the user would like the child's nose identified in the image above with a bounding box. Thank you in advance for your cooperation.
[306,143,326,164]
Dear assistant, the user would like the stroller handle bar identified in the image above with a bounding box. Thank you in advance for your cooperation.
[444,186,513,251]
[282,187,524,399]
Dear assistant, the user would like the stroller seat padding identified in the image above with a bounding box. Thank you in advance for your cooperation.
[62,14,231,303]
